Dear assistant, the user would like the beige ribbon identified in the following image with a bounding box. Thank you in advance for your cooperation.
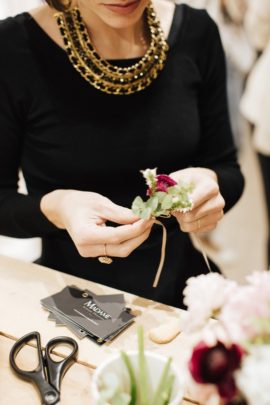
[191,234,212,273]
[152,221,212,288]
[152,219,168,287]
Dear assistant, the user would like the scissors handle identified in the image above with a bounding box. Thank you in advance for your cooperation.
[45,335,78,393]
[9,331,60,404]
[9,332,78,405]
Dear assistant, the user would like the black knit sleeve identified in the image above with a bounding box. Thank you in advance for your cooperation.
[0,18,58,238]
[196,12,244,212]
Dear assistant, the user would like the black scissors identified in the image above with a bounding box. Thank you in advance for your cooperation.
[9,331,78,405]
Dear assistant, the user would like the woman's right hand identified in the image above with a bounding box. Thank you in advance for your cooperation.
[40,190,153,259]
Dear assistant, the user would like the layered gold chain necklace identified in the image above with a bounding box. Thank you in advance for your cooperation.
[54,2,169,95]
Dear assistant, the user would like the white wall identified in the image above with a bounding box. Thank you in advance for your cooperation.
[0,0,42,18]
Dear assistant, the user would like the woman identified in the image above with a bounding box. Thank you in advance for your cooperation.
[0,0,244,307]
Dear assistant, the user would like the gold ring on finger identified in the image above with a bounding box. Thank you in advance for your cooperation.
[98,244,113,264]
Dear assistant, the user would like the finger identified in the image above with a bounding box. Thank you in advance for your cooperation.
[77,227,152,258]
[178,210,224,233]
[107,226,153,258]
[175,194,225,224]
[189,180,220,210]
[102,200,140,225]
[74,218,154,247]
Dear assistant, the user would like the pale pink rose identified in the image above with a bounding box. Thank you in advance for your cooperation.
[246,271,270,311]
[247,270,270,288]
[200,321,231,347]
[182,273,237,334]
[220,283,270,343]
[236,345,270,405]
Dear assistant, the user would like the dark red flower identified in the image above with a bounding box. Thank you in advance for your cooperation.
[189,341,244,401]
[146,174,177,196]
[156,174,177,192]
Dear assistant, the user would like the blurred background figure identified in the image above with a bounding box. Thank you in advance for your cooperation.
[180,0,257,266]
[182,1,255,148]
[0,0,42,261]
[241,0,270,268]
[0,0,41,18]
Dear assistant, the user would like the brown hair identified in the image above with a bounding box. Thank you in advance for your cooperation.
[45,0,71,11]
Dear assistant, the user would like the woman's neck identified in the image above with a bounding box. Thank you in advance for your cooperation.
[76,1,149,59]
[29,0,175,60]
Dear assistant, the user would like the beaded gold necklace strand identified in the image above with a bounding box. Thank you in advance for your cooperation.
[54,2,169,95]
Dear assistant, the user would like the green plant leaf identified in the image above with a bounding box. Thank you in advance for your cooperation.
[138,326,149,405]
[155,191,167,201]
[140,207,152,220]
[150,358,172,405]
[132,196,145,211]
[161,195,173,210]
[121,351,137,405]
[162,374,175,405]
[146,196,159,211]
[167,186,179,195]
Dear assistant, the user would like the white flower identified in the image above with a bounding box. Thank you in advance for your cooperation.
[220,277,270,344]
[247,271,270,303]
[140,168,157,188]
[247,270,270,288]
[182,273,237,334]
[236,346,270,405]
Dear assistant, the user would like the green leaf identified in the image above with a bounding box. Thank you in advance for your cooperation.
[121,351,137,405]
[150,358,172,405]
[167,186,179,195]
[132,196,145,211]
[140,207,152,220]
[138,326,149,405]
[146,196,159,211]
[155,191,167,201]
[162,374,175,405]
[161,194,173,210]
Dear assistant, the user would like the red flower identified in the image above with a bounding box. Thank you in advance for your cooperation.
[156,174,177,192]
[147,174,177,196]
[189,341,244,402]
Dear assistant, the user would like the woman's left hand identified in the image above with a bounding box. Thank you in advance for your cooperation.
[170,168,225,233]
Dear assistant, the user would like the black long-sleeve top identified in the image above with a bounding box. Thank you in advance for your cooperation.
[0,4,244,307]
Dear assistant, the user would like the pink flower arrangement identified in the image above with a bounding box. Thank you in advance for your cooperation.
[182,271,270,405]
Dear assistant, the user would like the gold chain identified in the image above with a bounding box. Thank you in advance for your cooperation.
[54,2,169,95]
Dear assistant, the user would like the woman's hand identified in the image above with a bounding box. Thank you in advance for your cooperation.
[40,190,153,258]
[169,168,225,233]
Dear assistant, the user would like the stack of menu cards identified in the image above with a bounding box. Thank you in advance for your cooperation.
[41,286,136,345]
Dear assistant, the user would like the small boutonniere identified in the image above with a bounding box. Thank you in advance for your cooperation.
[131,169,194,288]
[132,168,194,219]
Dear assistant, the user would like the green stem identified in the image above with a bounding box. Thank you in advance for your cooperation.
[150,358,172,405]
[163,374,175,405]
[138,326,149,405]
[120,351,137,405]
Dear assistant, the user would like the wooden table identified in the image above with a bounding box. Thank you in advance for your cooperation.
[0,255,200,404]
